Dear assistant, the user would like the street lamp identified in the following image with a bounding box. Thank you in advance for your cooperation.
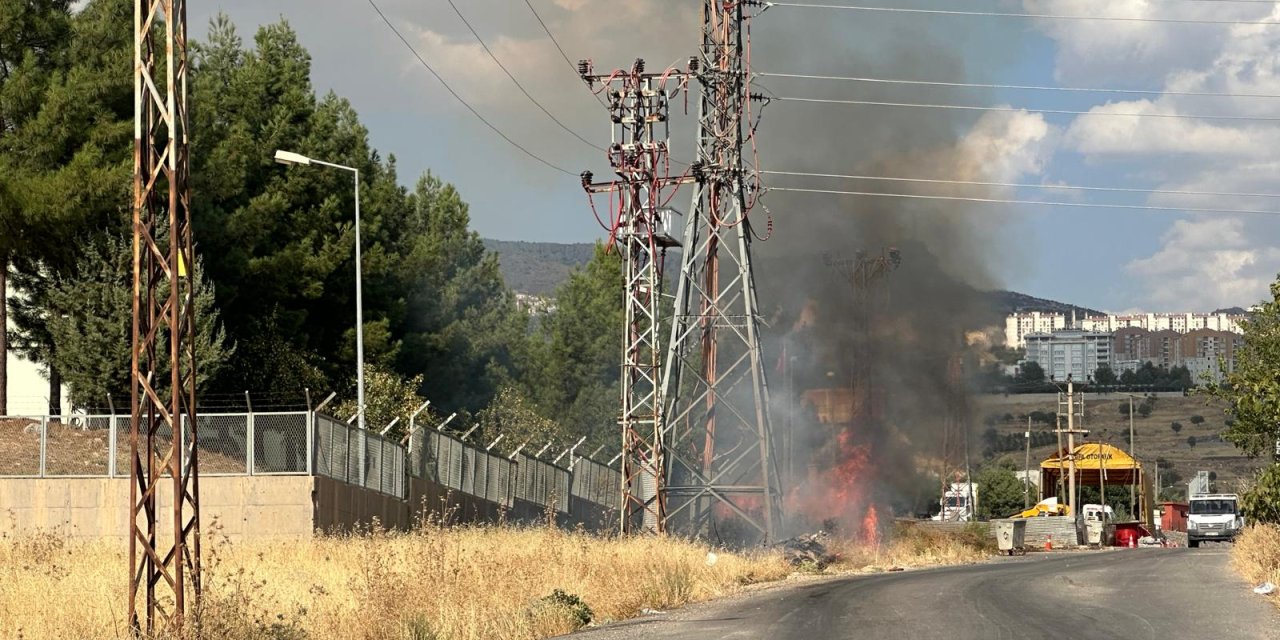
[274,149,365,431]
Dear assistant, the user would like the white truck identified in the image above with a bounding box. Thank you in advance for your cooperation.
[932,482,978,522]
[1187,493,1244,548]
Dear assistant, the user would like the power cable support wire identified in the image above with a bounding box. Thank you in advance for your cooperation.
[765,186,1280,216]
[764,2,1280,25]
[756,72,1280,100]
[522,0,608,108]
[446,0,604,152]
[366,0,575,176]
[771,95,1280,122]
[761,170,1280,200]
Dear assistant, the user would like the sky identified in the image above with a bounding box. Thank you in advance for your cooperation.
[186,0,1280,314]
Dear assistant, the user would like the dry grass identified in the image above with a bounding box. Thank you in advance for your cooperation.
[827,522,996,573]
[0,522,790,640]
[1231,524,1280,594]
[0,520,995,639]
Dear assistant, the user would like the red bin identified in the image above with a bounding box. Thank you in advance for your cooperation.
[1115,527,1139,548]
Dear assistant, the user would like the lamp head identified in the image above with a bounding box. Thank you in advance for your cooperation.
[274,150,311,166]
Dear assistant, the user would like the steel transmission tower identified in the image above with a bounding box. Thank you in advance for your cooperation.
[130,0,201,634]
[662,0,781,541]
[580,59,693,534]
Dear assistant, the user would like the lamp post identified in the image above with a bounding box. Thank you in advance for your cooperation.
[274,150,365,431]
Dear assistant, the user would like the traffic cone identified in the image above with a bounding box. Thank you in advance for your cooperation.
[1045,534,1053,551]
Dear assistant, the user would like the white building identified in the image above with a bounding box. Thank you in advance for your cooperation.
[1006,311,1244,348]
[1004,312,1069,349]
[1023,330,1113,382]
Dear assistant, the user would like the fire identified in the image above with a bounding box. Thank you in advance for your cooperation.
[785,424,883,541]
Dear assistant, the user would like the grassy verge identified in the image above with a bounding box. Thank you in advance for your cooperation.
[1232,524,1280,598]
[0,521,994,639]
[0,523,789,640]
[826,522,997,573]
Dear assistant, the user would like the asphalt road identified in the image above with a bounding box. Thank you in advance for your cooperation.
[571,547,1279,640]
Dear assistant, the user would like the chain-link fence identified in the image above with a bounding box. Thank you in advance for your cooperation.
[0,411,309,478]
[0,408,620,527]
[313,413,405,498]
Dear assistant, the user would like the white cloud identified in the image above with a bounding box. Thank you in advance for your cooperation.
[1125,217,1280,309]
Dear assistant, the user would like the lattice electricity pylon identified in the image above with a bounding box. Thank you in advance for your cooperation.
[580,58,693,534]
[130,0,201,635]
[661,0,782,542]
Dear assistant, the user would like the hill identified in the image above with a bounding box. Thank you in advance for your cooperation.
[985,290,1104,318]
[485,240,1108,318]
[976,393,1264,499]
[484,239,596,295]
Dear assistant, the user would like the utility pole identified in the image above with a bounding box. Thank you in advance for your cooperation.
[580,58,693,535]
[1057,377,1087,544]
[661,0,781,541]
[1024,415,1031,509]
[1128,394,1135,516]
[130,0,201,635]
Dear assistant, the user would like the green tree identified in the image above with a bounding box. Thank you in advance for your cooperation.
[1206,280,1280,457]
[1171,421,1183,434]
[2,0,130,414]
[1190,415,1205,425]
[976,461,1025,519]
[476,386,561,452]
[0,0,73,414]
[39,236,232,410]
[1241,465,1280,524]
[1186,435,1197,448]
[1137,403,1153,418]
[1093,365,1117,386]
[1017,360,1045,384]
[529,244,623,456]
[332,363,427,439]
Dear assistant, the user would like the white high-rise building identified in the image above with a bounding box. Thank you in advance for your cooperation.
[1006,311,1244,348]
[1023,330,1113,381]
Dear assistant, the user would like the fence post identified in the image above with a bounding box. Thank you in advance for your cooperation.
[245,391,255,476]
[39,416,47,478]
[108,411,118,479]
[306,407,315,476]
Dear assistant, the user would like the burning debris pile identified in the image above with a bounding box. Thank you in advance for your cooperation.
[775,531,838,569]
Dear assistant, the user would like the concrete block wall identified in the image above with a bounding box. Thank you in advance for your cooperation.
[0,476,315,542]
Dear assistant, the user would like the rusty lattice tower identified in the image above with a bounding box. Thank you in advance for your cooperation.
[580,59,693,534]
[130,0,201,634]
[661,0,781,541]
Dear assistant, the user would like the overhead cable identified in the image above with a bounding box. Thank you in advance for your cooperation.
[765,186,1280,216]
[757,72,1280,100]
[365,0,576,176]
[771,95,1280,122]
[521,0,607,108]
[765,2,1280,26]
[446,0,604,152]
[761,170,1280,199]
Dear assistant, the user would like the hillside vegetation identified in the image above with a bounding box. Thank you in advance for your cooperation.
[484,240,596,295]
[977,393,1265,492]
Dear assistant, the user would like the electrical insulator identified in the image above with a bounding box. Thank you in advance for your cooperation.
[634,58,645,74]
[691,161,707,183]
[688,57,699,73]
[578,59,592,77]
[580,170,594,190]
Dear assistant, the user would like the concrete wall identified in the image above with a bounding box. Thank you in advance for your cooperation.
[0,476,315,542]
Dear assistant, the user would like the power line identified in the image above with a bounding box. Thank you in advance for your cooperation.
[521,0,608,108]
[446,0,604,152]
[771,95,1280,122]
[765,2,1280,26]
[765,186,1280,216]
[365,0,576,176]
[762,170,1280,199]
[757,71,1280,100]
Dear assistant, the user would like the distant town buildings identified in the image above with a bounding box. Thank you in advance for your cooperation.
[1005,311,1244,349]
[514,293,557,315]
[1010,310,1248,383]
[1023,329,1112,382]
